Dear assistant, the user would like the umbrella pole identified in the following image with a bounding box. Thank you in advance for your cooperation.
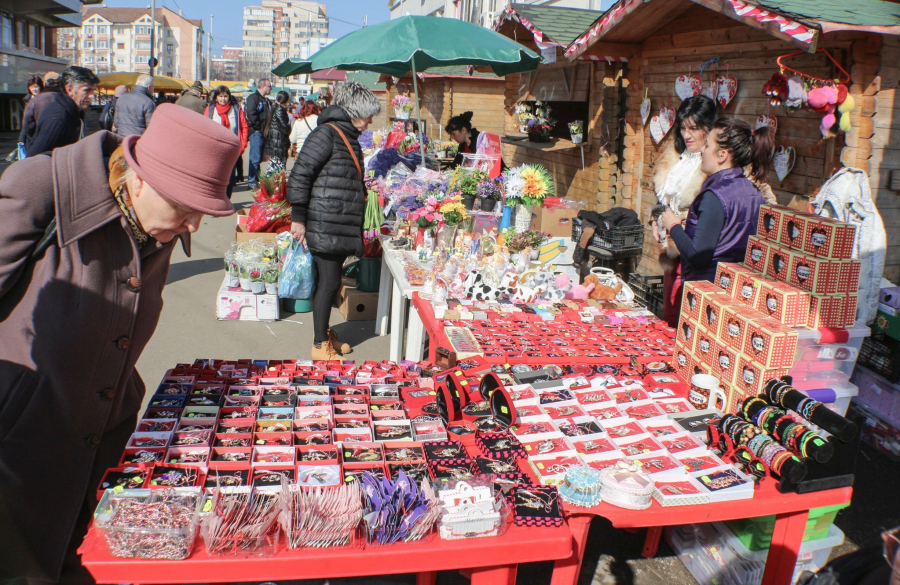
[411,57,427,166]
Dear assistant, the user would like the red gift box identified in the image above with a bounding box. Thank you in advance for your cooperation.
[807,294,846,329]
[734,354,789,397]
[733,270,765,308]
[843,293,858,326]
[790,252,842,295]
[675,313,698,350]
[714,262,740,296]
[755,280,811,327]
[780,210,816,250]
[757,204,793,242]
[713,340,739,386]
[766,243,793,282]
[839,260,861,293]
[720,304,752,352]
[681,281,721,323]
[694,329,717,369]
[744,235,771,273]
[699,293,738,338]
[743,316,799,368]
[803,217,856,259]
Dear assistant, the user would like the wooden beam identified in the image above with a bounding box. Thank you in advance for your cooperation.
[581,42,641,60]
[688,0,820,53]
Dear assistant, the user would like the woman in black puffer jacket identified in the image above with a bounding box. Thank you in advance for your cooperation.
[287,81,382,360]
[264,90,292,167]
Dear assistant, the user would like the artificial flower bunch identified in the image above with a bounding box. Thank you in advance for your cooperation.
[506,229,550,253]
[438,197,468,226]
[399,133,422,156]
[477,176,504,201]
[408,196,443,229]
[504,164,554,206]
[391,95,413,115]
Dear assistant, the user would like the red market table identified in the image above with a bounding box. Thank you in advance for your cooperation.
[550,480,853,585]
[79,521,574,585]
[412,293,452,363]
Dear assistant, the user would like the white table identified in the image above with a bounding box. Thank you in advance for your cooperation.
[374,244,428,363]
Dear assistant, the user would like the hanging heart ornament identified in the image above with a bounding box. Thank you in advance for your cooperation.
[675,75,702,101]
[773,145,795,182]
[640,98,651,125]
[649,116,665,144]
[703,78,718,101]
[756,115,777,136]
[659,106,676,135]
[716,75,738,108]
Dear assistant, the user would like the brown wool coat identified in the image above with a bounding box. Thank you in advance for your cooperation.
[0,131,189,581]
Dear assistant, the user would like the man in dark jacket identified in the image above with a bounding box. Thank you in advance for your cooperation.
[25,66,98,155]
[287,81,381,360]
[113,74,156,136]
[175,80,207,114]
[244,78,272,189]
[18,71,61,147]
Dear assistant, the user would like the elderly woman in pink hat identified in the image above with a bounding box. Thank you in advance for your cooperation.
[0,104,239,584]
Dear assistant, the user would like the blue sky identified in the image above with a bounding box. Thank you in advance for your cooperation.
[97,0,390,56]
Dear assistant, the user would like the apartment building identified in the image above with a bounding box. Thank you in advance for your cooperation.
[57,5,204,80]
[242,0,329,79]
[0,0,94,131]
[389,0,608,27]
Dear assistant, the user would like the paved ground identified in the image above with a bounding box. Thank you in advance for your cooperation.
[1,129,898,584]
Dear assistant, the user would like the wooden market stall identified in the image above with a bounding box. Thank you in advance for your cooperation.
[380,66,506,140]
[562,0,900,280]
[495,4,627,208]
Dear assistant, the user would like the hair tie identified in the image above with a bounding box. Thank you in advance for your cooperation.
[750,128,755,136]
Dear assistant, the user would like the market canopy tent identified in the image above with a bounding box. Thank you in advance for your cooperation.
[96,72,190,92]
[272,15,541,160]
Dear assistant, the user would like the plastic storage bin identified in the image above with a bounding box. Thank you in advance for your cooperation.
[789,323,870,390]
[668,520,845,585]
[723,503,849,551]
[852,365,900,425]
[572,218,644,254]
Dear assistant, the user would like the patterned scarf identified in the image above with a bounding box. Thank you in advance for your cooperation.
[112,184,149,245]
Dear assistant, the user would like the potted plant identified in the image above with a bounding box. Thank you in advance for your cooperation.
[569,120,584,144]
[249,264,265,294]
[408,196,443,251]
[477,176,503,212]
[504,165,555,231]
[438,197,467,248]
[263,264,279,295]
[526,102,555,142]
[239,262,251,291]
[391,95,413,120]
[515,102,534,134]
[457,169,485,211]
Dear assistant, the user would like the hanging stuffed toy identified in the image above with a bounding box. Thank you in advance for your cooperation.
[838,91,855,132]
[808,85,839,138]
[762,73,790,106]
[784,77,807,108]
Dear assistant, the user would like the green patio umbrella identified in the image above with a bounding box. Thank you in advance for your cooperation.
[272,15,540,160]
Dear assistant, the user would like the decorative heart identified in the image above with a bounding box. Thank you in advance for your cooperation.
[773,145,795,182]
[756,114,777,135]
[675,75,702,101]
[640,98,651,125]
[660,107,676,135]
[716,75,738,108]
[649,115,665,144]
[703,79,718,101]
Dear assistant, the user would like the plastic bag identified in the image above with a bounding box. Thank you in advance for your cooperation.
[278,240,316,300]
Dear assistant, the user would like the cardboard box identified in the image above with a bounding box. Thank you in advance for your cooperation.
[536,206,580,239]
[743,316,799,369]
[700,293,739,338]
[807,294,846,329]
[880,287,900,310]
[874,304,900,340]
[676,313,698,349]
[803,216,856,259]
[843,294,859,327]
[713,262,740,296]
[216,278,280,321]
[733,270,764,308]
[779,210,815,250]
[790,252,842,295]
[681,281,721,324]
[755,281,811,327]
[672,340,693,381]
[336,284,379,321]
[744,236,771,273]
[735,354,789,397]
[235,210,280,244]
[720,304,753,352]
[713,341,739,386]
[765,243,793,283]
[839,260,861,293]
[757,204,793,243]
[694,329,717,368]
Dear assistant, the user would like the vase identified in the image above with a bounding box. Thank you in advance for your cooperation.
[437,224,457,249]
[500,205,513,230]
[480,198,497,212]
[528,132,551,143]
[414,226,426,249]
[462,194,476,210]
[570,133,583,144]
[227,274,240,288]
[250,280,265,294]
[515,204,534,232]
[265,282,277,295]
[530,249,540,261]
[394,107,410,120]
[239,277,251,291]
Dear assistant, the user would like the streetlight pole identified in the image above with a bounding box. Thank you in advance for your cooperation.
[149,0,156,76]
[206,14,213,85]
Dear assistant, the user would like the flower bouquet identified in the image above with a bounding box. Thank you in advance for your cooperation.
[398,133,421,156]
[247,164,291,233]
[392,95,413,120]
[569,120,584,144]
[506,229,550,260]
[515,102,535,134]
[249,264,265,294]
[505,165,555,231]
[527,101,555,143]
[438,197,467,248]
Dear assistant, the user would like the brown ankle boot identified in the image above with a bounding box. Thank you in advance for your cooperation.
[311,340,339,361]
[328,329,351,354]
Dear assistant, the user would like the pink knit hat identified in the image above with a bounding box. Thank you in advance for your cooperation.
[122,103,241,217]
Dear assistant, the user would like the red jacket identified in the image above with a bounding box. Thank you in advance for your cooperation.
[204,103,248,153]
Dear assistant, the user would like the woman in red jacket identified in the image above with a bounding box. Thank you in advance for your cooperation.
[205,85,249,198]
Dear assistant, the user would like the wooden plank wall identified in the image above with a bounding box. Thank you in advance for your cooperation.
[502,62,624,210]
[385,79,505,141]
[847,34,900,283]
[626,6,879,276]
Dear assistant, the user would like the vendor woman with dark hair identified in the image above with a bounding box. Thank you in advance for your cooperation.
[445,111,506,170]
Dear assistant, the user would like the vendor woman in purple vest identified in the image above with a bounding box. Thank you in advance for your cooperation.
[659,118,774,283]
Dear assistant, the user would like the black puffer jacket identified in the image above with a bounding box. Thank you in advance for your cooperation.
[287,105,364,257]
[264,105,291,162]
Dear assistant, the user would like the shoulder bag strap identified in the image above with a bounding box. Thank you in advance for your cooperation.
[326,123,362,182]
[303,117,313,131]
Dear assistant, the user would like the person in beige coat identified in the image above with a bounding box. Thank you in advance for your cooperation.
[0,104,239,583]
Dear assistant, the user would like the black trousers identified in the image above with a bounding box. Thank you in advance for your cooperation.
[312,252,346,345]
